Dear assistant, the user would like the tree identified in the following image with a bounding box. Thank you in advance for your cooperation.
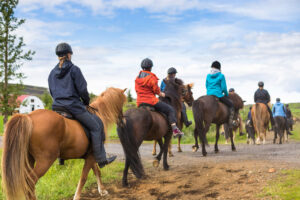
[127,89,133,103]
[40,91,53,110]
[0,0,35,123]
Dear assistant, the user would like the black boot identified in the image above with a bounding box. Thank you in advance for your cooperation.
[185,121,192,127]
[98,155,117,168]
[228,108,235,129]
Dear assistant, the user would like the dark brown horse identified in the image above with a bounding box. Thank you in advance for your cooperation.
[1,88,127,200]
[152,83,194,156]
[273,116,288,144]
[192,93,244,156]
[117,78,185,186]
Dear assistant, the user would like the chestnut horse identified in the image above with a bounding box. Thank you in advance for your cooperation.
[251,103,270,144]
[192,93,244,156]
[1,87,127,200]
[152,83,194,156]
[117,78,185,186]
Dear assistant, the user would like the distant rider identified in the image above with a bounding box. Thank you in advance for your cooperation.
[160,67,192,127]
[206,61,235,128]
[272,98,293,135]
[285,104,293,131]
[48,43,116,168]
[135,58,184,137]
[228,88,245,136]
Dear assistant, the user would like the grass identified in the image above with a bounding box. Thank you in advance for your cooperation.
[0,151,124,200]
[260,169,300,200]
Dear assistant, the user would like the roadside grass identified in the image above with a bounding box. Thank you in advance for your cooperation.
[0,148,123,200]
[260,169,300,200]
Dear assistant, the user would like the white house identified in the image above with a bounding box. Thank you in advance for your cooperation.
[17,95,45,114]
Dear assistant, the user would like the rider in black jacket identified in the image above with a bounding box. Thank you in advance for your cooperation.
[254,81,275,129]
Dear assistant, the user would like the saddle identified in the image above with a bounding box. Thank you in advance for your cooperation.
[53,106,91,141]
[138,103,168,119]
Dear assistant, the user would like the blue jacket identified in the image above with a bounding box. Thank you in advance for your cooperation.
[160,79,166,92]
[206,71,228,98]
[247,110,252,120]
[48,60,90,114]
[272,102,286,117]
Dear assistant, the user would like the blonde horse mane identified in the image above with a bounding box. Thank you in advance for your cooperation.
[90,87,127,137]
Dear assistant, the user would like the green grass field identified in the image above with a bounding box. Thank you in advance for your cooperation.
[0,148,123,200]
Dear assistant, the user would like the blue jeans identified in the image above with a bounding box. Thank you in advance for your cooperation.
[74,111,106,163]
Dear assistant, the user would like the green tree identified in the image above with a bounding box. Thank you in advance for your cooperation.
[0,0,35,123]
[89,92,97,102]
[40,91,53,110]
[127,89,133,103]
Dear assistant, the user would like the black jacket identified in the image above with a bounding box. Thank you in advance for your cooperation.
[48,60,90,114]
[254,89,270,104]
[286,108,292,118]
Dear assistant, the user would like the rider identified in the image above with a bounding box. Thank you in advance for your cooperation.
[254,81,275,130]
[272,98,293,135]
[228,88,245,136]
[135,58,184,137]
[285,104,293,131]
[48,43,116,168]
[160,67,192,127]
[206,61,235,128]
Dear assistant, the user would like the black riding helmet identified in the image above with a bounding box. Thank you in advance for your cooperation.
[167,67,177,74]
[258,81,264,87]
[229,88,235,92]
[141,58,153,70]
[211,61,221,70]
[276,98,280,102]
[56,43,73,57]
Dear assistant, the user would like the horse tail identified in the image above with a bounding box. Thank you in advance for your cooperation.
[255,103,263,132]
[117,116,144,178]
[2,114,35,200]
[192,100,208,145]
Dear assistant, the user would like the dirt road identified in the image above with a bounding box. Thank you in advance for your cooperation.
[77,141,300,200]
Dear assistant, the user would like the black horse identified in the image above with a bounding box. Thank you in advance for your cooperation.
[117,78,192,186]
[273,116,288,144]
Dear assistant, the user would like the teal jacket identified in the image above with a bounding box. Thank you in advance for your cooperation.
[206,71,228,98]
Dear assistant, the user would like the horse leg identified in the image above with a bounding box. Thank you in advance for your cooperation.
[73,156,94,200]
[200,123,209,156]
[92,163,108,196]
[228,126,236,151]
[215,125,220,153]
[168,141,174,157]
[192,128,199,152]
[152,141,157,156]
[163,133,172,170]
[263,130,266,144]
[153,138,163,168]
[122,157,130,187]
[177,136,182,153]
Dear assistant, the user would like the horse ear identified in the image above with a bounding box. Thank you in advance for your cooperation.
[188,83,194,88]
[123,88,127,93]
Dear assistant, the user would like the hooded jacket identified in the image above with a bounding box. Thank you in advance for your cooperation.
[206,69,228,98]
[48,60,90,114]
[272,102,286,117]
[135,70,160,106]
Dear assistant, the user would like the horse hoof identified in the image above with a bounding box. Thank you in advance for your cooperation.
[122,182,129,187]
[192,147,198,152]
[232,148,236,152]
[169,153,174,157]
[178,149,182,153]
[153,160,159,168]
[152,152,156,156]
[202,152,207,157]
[215,150,219,153]
[164,165,169,171]
[100,190,108,196]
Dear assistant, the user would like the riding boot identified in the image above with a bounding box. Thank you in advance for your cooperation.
[284,117,293,135]
[228,107,235,129]
[181,103,192,127]
[266,104,275,130]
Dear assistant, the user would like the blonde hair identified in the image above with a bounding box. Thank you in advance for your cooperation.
[58,56,67,68]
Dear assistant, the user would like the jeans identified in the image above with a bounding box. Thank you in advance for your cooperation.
[219,96,233,108]
[74,111,106,163]
[154,101,177,124]
[181,102,189,125]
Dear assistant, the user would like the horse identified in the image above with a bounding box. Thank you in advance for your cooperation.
[251,103,270,144]
[192,93,244,156]
[1,87,127,200]
[117,78,185,186]
[152,83,194,157]
[273,116,288,144]
[246,120,256,144]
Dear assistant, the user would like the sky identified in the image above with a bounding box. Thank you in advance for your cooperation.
[14,0,300,104]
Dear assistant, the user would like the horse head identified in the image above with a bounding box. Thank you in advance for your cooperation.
[183,83,194,106]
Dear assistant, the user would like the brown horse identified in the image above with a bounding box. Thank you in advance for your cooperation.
[251,103,270,144]
[1,87,127,200]
[192,93,244,156]
[273,116,288,144]
[152,83,194,156]
[117,78,185,186]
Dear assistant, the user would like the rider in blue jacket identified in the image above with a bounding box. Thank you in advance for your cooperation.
[272,98,293,135]
[48,43,116,168]
[160,67,192,127]
[206,61,234,127]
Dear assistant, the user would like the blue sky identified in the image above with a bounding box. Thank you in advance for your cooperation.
[15,0,300,103]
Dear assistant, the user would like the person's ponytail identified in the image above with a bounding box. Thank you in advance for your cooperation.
[58,56,67,68]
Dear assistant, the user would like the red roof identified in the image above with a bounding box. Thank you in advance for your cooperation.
[17,95,30,103]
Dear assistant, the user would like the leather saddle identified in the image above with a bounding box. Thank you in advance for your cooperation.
[53,106,91,141]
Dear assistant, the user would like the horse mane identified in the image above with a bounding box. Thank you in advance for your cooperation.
[164,78,184,104]
[90,87,126,136]
[228,93,244,110]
